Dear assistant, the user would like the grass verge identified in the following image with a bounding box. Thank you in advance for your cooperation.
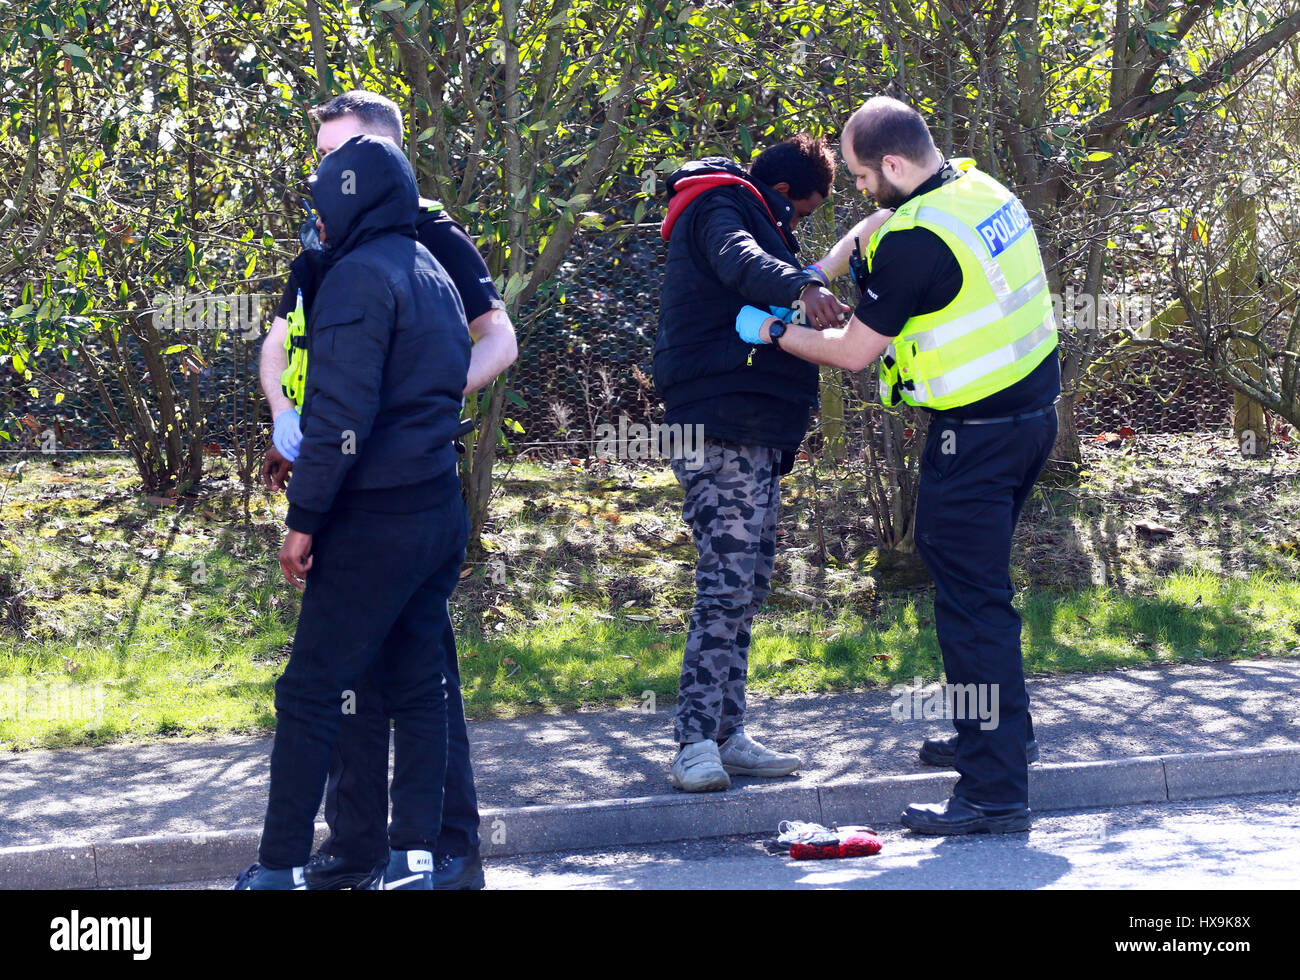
[1,441,1297,749]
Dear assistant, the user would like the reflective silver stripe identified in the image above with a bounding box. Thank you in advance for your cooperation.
[878,342,897,402]
[915,205,1012,298]
[916,314,1057,403]
[908,273,1048,353]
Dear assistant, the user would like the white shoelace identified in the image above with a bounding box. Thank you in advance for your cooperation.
[776,820,829,844]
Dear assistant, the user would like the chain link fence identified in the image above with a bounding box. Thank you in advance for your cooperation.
[1,225,1261,464]
[503,225,1250,461]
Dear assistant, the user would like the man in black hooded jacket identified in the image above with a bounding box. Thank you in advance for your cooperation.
[235,134,470,889]
[654,135,844,792]
[263,89,507,892]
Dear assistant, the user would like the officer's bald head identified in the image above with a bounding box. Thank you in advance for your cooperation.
[843,96,938,171]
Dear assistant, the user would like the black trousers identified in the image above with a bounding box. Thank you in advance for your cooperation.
[914,407,1056,806]
[257,496,468,869]
[319,613,479,862]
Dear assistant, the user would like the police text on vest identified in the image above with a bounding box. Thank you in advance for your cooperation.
[975,198,1031,257]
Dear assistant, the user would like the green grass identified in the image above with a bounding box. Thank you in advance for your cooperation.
[452,569,1300,717]
[1,444,1298,749]
[0,461,293,748]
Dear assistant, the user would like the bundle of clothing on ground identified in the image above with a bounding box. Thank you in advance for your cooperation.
[769,821,883,860]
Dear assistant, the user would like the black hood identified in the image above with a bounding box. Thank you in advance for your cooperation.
[311,134,418,257]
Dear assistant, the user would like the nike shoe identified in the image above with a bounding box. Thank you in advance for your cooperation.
[364,849,435,890]
[233,862,307,890]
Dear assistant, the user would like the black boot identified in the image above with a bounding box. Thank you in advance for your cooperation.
[433,852,486,890]
[901,796,1032,835]
[303,849,381,890]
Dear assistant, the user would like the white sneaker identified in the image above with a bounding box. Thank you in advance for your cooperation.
[718,731,801,777]
[669,740,731,792]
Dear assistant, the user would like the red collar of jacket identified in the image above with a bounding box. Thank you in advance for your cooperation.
[660,173,785,242]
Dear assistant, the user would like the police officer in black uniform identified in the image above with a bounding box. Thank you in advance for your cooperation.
[736,97,1060,834]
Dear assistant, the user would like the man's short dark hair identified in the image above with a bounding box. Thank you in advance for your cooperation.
[751,134,836,200]
[844,96,936,168]
[309,90,404,146]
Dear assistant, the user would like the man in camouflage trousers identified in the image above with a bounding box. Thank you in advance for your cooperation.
[671,444,780,749]
[653,137,844,791]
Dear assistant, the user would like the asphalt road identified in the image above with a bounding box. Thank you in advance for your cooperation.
[133,791,1299,890]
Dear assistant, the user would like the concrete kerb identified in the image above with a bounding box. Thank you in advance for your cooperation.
[1,745,1297,889]
[1164,745,1300,800]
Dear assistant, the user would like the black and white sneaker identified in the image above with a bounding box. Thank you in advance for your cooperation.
[364,849,435,890]
[233,862,307,890]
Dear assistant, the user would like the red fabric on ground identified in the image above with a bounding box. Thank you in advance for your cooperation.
[789,831,882,860]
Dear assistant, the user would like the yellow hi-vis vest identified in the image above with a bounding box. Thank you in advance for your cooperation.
[280,198,446,410]
[281,290,308,409]
[868,159,1056,410]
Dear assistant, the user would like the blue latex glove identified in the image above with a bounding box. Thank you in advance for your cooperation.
[273,408,303,462]
[768,304,796,322]
[736,306,775,345]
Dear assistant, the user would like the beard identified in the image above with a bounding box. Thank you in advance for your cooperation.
[871,173,909,211]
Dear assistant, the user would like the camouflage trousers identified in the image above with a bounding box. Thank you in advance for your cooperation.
[670,439,781,745]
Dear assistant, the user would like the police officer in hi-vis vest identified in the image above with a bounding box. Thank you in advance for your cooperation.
[736,96,1060,834]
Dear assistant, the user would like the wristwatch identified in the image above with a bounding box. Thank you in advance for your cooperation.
[768,319,787,348]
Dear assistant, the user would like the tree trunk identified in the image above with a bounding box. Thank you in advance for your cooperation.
[1227,190,1268,456]
[461,377,508,558]
[1050,392,1081,471]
